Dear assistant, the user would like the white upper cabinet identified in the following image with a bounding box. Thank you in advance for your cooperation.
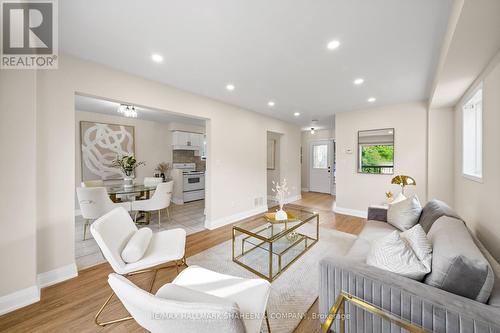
[172,131,204,151]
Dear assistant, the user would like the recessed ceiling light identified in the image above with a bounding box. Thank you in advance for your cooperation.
[268,101,275,107]
[368,97,376,103]
[294,112,300,117]
[354,78,364,85]
[225,84,235,91]
[151,53,163,63]
[327,40,340,50]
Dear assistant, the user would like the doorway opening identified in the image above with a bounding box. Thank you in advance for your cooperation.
[74,93,209,270]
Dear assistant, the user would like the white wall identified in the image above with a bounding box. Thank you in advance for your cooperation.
[427,107,454,205]
[28,54,300,292]
[75,110,172,188]
[267,132,281,197]
[300,129,335,191]
[0,71,39,309]
[335,103,427,216]
[454,53,500,260]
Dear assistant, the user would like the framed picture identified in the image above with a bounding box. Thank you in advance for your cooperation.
[267,139,276,170]
[80,121,135,180]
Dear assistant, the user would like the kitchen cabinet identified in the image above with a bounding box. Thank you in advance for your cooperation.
[172,131,204,151]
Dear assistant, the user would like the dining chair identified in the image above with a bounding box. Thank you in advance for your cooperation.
[143,177,163,187]
[81,179,104,187]
[132,181,173,228]
[107,265,271,333]
[91,207,187,327]
[76,187,131,240]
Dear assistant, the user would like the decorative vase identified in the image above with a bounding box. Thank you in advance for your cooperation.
[275,205,287,221]
[123,176,134,188]
[160,173,166,182]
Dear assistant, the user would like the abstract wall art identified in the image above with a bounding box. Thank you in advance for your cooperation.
[80,121,135,180]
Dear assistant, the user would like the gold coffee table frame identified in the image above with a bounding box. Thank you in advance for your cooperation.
[232,207,319,282]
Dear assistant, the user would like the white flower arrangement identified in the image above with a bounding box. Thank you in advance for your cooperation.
[271,178,290,210]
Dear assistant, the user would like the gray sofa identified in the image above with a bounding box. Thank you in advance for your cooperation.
[320,200,500,332]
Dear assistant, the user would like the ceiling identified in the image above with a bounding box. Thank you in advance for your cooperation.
[75,94,206,127]
[430,0,500,109]
[61,0,453,129]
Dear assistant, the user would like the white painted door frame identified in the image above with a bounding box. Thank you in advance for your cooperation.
[309,139,334,194]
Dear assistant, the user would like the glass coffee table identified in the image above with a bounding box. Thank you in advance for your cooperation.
[232,206,319,282]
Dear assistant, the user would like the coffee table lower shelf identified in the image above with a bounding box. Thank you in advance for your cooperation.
[232,222,319,282]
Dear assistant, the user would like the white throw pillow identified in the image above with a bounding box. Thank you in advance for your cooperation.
[121,228,153,263]
[387,195,422,231]
[366,227,432,281]
[390,193,406,204]
[401,224,432,269]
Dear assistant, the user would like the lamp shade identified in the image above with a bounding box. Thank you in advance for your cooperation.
[391,175,416,186]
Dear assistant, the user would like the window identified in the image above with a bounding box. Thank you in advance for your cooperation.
[312,144,328,169]
[462,88,482,181]
[359,144,394,174]
[358,128,394,174]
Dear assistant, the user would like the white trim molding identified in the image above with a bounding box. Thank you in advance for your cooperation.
[334,206,367,218]
[205,205,268,230]
[301,188,309,192]
[37,263,78,289]
[0,285,40,316]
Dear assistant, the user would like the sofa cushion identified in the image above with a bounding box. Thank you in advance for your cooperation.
[418,199,461,232]
[366,230,431,280]
[387,195,422,231]
[424,216,494,303]
[358,220,397,243]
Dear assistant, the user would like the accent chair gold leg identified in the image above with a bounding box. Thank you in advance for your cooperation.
[94,291,133,326]
[134,211,138,223]
[149,268,158,293]
[83,219,88,241]
[265,310,271,333]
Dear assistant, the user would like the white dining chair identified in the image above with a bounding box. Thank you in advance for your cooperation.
[132,181,173,228]
[107,265,271,333]
[143,177,163,187]
[91,207,187,327]
[76,187,131,240]
[81,179,104,187]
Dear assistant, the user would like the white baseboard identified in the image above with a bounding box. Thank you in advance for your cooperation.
[0,285,40,316]
[301,188,309,192]
[37,263,78,288]
[0,263,79,315]
[206,205,268,230]
[334,206,367,218]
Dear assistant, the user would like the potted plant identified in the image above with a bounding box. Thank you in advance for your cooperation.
[112,155,145,188]
[155,162,171,181]
[271,178,290,221]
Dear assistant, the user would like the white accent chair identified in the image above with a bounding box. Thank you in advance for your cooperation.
[108,265,271,333]
[81,179,105,187]
[132,181,173,228]
[90,207,187,327]
[76,187,131,240]
[143,177,163,187]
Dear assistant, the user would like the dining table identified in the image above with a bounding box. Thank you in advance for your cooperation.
[105,184,158,224]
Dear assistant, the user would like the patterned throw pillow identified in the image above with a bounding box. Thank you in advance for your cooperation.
[387,195,422,231]
[366,224,432,280]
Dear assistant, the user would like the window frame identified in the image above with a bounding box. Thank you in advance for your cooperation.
[461,85,483,183]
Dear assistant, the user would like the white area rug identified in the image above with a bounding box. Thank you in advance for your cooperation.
[187,223,356,333]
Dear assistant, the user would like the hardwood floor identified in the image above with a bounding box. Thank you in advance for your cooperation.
[0,192,365,333]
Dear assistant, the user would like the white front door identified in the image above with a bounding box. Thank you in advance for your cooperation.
[309,140,333,193]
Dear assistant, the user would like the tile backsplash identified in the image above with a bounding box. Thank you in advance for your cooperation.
[173,150,206,171]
